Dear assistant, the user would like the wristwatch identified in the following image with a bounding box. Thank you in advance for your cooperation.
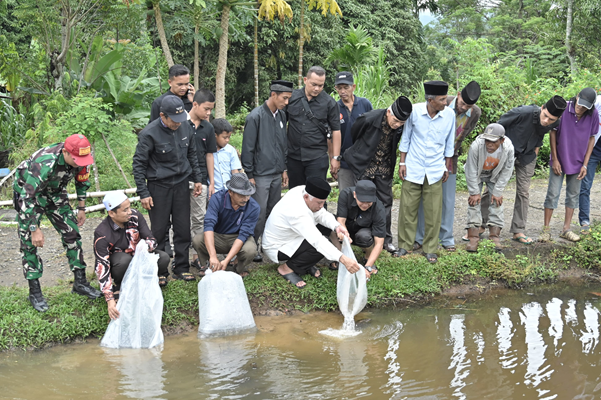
[332,155,342,161]
[29,225,37,232]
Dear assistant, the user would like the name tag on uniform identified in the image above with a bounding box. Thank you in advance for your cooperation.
[280,121,283,129]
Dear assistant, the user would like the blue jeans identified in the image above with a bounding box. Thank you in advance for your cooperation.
[579,142,601,226]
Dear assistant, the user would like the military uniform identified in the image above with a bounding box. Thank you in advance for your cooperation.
[13,142,91,279]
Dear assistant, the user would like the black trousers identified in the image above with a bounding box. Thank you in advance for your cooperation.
[287,153,329,189]
[278,239,324,276]
[359,174,393,245]
[350,226,374,248]
[148,180,191,274]
[109,250,170,288]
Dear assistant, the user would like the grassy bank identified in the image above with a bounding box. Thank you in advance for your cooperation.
[2,227,601,351]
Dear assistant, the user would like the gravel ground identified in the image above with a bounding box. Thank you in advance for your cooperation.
[1,176,600,288]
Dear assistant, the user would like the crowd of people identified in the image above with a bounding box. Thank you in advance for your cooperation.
[12,63,601,313]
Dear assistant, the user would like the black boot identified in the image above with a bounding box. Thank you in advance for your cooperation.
[72,269,102,299]
[28,279,49,312]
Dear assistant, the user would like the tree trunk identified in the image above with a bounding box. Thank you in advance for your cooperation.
[90,141,101,192]
[194,23,200,89]
[297,0,305,88]
[215,4,231,119]
[153,1,174,68]
[254,15,259,107]
[565,0,577,74]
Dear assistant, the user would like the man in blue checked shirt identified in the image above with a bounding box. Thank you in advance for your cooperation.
[395,81,455,264]
[192,173,259,278]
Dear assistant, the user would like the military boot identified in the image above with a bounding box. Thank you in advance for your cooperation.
[28,279,49,312]
[72,268,102,299]
[489,226,502,251]
[466,227,480,252]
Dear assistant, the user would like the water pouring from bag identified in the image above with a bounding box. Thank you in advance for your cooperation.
[320,237,368,338]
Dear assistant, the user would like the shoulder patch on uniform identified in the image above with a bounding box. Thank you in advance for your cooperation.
[76,166,90,183]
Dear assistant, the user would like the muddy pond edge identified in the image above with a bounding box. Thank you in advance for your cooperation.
[2,227,601,352]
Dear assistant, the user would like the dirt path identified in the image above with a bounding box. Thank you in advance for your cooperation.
[2,176,601,288]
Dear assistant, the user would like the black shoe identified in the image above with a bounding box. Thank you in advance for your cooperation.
[28,279,49,312]
[384,243,397,253]
[253,253,263,262]
[72,269,102,299]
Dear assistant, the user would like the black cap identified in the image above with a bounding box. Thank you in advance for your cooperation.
[335,71,354,86]
[461,81,481,105]
[545,95,567,117]
[160,96,188,123]
[305,177,331,200]
[355,180,377,203]
[424,80,449,96]
[577,87,597,110]
[270,80,294,93]
[391,96,412,121]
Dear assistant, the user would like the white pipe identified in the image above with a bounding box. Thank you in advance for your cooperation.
[0,188,138,207]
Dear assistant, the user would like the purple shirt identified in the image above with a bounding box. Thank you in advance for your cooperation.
[551,101,600,175]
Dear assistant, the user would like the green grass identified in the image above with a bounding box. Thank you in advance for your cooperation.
[4,226,601,351]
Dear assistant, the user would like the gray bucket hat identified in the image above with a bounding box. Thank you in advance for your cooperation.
[226,173,256,196]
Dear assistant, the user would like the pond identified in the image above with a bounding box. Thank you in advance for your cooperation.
[2,282,601,399]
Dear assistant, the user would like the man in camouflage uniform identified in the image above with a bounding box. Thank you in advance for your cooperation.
[13,134,102,312]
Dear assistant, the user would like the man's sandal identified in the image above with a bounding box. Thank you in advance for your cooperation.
[328,261,339,271]
[539,227,552,243]
[424,253,438,264]
[581,225,591,235]
[172,272,196,281]
[158,276,168,287]
[280,272,306,289]
[413,241,422,251]
[392,248,409,257]
[442,245,456,252]
[309,266,322,279]
[512,235,534,244]
[560,230,581,242]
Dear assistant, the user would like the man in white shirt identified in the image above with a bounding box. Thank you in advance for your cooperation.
[262,177,364,289]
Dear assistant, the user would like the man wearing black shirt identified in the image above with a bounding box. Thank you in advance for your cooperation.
[149,64,195,122]
[335,180,386,272]
[133,96,202,281]
[286,66,341,188]
[481,95,567,244]
[189,89,216,270]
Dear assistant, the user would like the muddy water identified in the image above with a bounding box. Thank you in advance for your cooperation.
[3,284,601,399]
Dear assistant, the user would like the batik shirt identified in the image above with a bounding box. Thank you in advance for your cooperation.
[13,143,91,228]
[362,114,395,178]
[93,209,158,302]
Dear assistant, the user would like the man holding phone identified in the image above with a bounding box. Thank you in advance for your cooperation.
[149,64,195,122]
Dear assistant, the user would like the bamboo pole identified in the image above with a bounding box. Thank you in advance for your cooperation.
[0,188,138,207]
[0,168,16,188]
[100,131,132,187]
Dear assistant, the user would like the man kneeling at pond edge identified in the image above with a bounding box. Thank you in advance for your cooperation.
[333,180,386,274]
[13,133,102,312]
[261,177,365,289]
[93,191,170,320]
[464,123,515,252]
[192,173,259,278]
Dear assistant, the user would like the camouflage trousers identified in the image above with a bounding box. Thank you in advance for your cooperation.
[15,192,86,280]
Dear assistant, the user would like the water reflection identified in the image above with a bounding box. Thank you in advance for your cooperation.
[102,347,166,400]
[5,285,601,399]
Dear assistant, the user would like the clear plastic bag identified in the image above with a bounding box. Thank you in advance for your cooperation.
[101,240,164,349]
[197,270,256,338]
[337,237,367,331]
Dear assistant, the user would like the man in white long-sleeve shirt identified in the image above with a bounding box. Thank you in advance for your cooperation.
[262,177,364,289]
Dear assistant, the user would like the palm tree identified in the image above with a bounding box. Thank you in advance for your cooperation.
[325,25,374,74]
[215,0,255,118]
[188,1,218,89]
[152,0,174,67]
[297,0,342,87]
[254,0,293,106]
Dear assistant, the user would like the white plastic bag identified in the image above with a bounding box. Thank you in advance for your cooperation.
[337,237,367,331]
[197,269,256,338]
[101,240,164,349]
